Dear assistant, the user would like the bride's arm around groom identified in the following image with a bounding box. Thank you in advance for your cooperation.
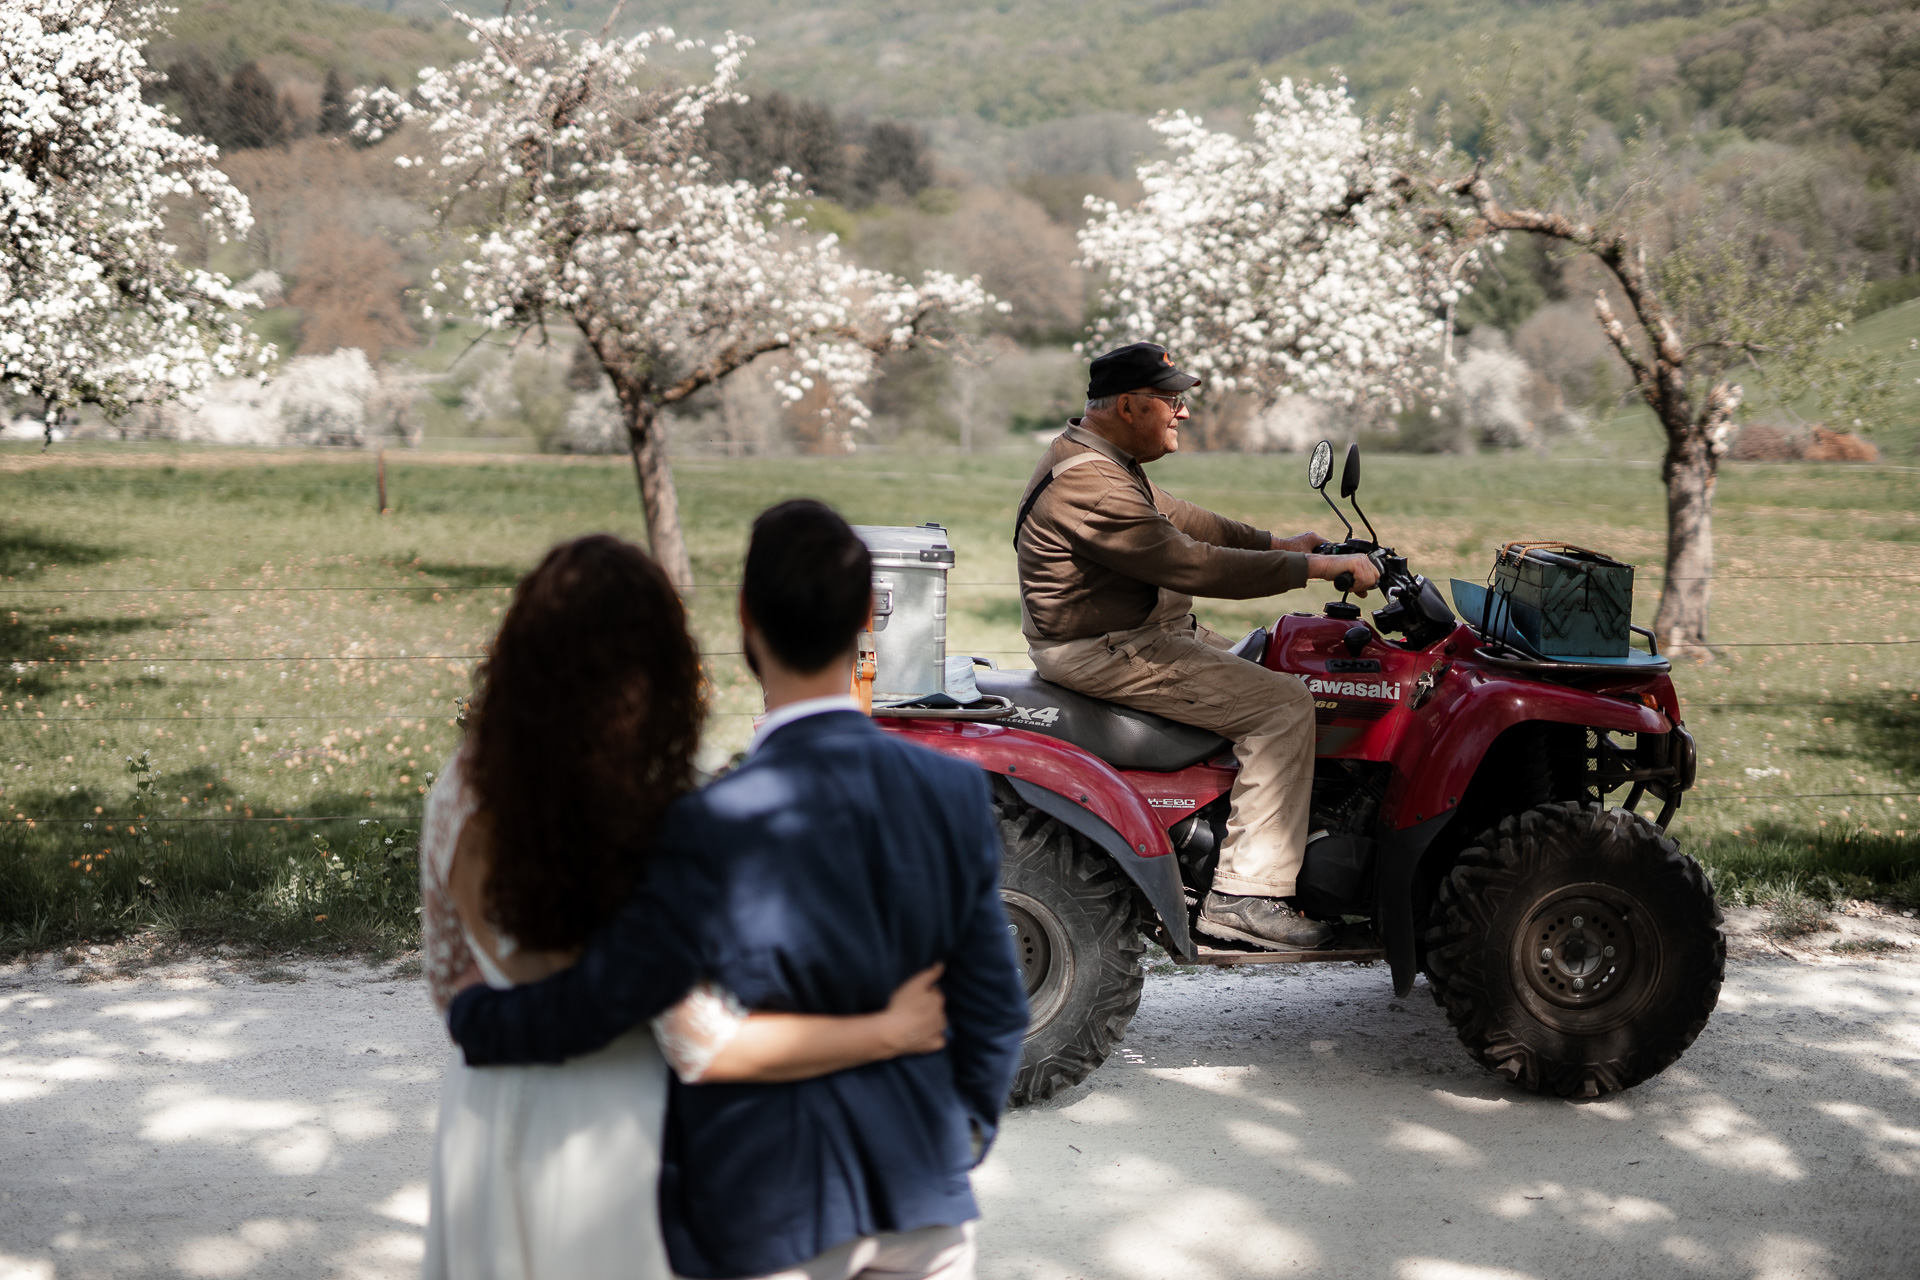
[449,500,1029,1280]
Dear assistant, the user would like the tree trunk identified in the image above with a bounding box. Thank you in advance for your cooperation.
[1651,419,1719,655]
[621,395,695,594]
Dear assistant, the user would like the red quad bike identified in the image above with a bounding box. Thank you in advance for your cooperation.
[873,441,1722,1105]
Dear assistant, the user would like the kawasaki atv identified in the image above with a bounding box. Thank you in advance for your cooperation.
[872,442,1721,1104]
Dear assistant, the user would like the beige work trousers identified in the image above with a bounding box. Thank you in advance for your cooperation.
[1030,616,1314,897]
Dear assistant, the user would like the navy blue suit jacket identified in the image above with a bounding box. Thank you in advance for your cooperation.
[446,711,1029,1279]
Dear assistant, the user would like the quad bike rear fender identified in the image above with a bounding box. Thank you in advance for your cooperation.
[879,720,1196,959]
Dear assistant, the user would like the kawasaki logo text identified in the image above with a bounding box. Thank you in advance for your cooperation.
[1306,677,1402,701]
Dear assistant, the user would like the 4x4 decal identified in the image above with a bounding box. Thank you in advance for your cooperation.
[1009,704,1062,726]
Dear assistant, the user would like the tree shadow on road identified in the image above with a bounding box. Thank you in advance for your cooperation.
[977,959,1920,1280]
[0,959,440,1279]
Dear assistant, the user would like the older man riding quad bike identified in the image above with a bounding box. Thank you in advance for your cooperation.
[866,343,1721,1106]
[1017,342,1383,951]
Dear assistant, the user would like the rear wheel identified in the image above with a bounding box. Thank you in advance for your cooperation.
[995,793,1145,1105]
[1423,803,1724,1097]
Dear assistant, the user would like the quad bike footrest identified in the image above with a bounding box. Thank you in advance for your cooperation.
[1185,943,1387,966]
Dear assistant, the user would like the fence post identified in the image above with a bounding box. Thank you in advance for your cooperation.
[377,449,388,515]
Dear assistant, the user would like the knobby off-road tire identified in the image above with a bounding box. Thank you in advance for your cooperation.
[1423,802,1725,1098]
[994,793,1145,1106]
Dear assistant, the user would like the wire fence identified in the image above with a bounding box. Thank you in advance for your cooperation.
[2,815,405,826]
[4,637,1915,671]
[5,711,761,723]
[5,649,1069,666]
[9,790,1919,824]
[1688,791,1920,802]
[8,573,1920,596]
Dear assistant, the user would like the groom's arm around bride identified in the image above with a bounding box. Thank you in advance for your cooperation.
[450,499,1028,1280]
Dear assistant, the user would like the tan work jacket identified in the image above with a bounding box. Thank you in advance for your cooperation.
[1016,421,1309,642]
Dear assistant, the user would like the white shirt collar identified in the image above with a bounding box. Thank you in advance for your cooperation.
[746,694,862,757]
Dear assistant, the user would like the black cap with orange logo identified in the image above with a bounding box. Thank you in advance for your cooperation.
[1086,342,1202,400]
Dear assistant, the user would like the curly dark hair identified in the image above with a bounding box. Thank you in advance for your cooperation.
[465,535,707,952]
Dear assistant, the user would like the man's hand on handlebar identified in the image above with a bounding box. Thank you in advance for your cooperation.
[1272,531,1326,554]
[1307,553,1381,597]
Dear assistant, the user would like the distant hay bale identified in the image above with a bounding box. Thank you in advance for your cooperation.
[1803,425,1879,462]
[1727,423,1880,462]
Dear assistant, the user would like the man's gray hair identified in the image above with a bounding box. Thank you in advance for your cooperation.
[1084,394,1119,412]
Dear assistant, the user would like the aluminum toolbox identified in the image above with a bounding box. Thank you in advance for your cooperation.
[1489,542,1634,658]
[853,524,954,703]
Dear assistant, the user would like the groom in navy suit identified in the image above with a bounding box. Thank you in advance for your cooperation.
[448,499,1028,1280]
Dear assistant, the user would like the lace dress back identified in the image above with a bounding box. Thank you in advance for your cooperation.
[420,749,486,1011]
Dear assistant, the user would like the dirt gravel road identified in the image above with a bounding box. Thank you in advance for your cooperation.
[2,931,1916,1280]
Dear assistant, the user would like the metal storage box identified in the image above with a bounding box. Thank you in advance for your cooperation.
[1490,542,1634,658]
[854,524,954,703]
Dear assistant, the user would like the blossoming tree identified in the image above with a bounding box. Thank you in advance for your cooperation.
[1428,177,1889,652]
[0,0,257,447]
[373,4,988,588]
[1078,79,1473,411]
[1412,119,1888,653]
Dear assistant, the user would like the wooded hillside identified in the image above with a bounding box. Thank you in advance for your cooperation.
[107,0,1920,458]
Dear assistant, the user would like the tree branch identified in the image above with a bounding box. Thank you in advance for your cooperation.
[658,335,794,404]
[1686,339,1774,357]
[1593,292,1656,399]
[655,299,947,406]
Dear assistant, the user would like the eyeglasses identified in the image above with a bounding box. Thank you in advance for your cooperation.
[1127,391,1187,410]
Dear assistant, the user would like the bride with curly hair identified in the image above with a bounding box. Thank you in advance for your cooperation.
[418,535,943,1278]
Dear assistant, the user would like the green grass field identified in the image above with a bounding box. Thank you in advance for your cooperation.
[4,417,1918,958]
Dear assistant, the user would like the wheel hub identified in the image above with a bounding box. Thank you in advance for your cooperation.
[1005,901,1053,997]
[1521,895,1637,1010]
[1001,889,1074,1033]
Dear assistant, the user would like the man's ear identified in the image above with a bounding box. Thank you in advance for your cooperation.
[738,592,759,650]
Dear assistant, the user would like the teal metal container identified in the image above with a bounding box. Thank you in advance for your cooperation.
[1489,543,1634,658]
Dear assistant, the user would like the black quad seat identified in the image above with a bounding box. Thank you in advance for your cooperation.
[973,669,1231,772]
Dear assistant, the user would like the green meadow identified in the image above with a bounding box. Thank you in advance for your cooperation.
[3,410,1918,957]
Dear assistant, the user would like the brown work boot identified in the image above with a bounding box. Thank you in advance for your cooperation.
[1198,891,1334,951]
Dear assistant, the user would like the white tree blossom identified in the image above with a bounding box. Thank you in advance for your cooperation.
[374,3,989,586]
[0,0,258,446]
[1079,79,1475,410]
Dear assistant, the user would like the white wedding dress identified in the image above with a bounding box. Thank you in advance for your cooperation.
[418,748,743,1280]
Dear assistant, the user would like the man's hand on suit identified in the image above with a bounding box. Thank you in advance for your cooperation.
[876,963,949,1056]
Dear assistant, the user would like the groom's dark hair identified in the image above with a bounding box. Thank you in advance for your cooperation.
[743,499,872,674]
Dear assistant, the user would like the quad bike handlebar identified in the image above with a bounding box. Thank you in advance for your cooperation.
[1315,540,1394,595]
[1315,539,1453,648]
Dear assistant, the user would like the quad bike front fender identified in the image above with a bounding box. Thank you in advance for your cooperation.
[1375,677,1673,999]
[880,720,1194,960]
[1391,674,1672,830]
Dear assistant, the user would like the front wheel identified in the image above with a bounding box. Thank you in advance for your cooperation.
[1423,803,1725,1097]
[995,792,1145,1105]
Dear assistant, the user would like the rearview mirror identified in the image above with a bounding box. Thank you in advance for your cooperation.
[1308,440,1332,491]
[1339,442,1361,499]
